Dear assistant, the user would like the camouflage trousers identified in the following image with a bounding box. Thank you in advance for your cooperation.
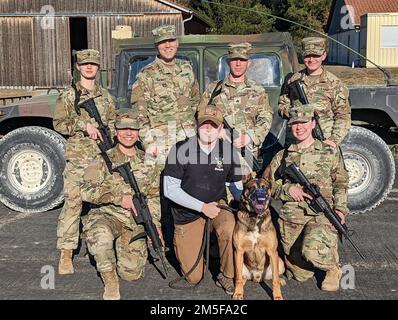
[83,211,147,281]
[57,160,89,250]
[278,214,339,282]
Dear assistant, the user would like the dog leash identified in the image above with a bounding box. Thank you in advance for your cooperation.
[168,202,238,290]
[168,218,212,290]
[217,203,239,213]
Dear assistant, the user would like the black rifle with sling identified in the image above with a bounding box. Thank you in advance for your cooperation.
[75,96,114,171]
[207,80,262,173]
[113,162,169,278]
[287,77,325,141]
[284,162,365,260]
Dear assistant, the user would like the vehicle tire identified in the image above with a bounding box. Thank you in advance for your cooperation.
[0,126,66,213]
[341,126,395,214]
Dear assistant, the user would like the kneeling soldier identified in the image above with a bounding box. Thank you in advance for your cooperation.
[81,108,162,300]
[264,104,349,291]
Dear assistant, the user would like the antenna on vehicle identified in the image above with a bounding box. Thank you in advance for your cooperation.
[203,0,397,86]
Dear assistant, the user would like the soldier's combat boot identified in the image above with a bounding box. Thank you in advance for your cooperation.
[321,266,342,291]
[100,270,120,300]
[58,249,74,275]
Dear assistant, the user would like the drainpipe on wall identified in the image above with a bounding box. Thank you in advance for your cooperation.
[355,25,361,67]
[182,12,193,35]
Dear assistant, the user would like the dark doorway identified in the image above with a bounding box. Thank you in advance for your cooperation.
[69,17,88,70]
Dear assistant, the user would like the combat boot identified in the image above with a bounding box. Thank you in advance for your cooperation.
[58,249,74,275]
[321,266,342,291]
[100,270,120,300]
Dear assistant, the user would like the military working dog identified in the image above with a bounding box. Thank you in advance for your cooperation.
[232,177,284,300]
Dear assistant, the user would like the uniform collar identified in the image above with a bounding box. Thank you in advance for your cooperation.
[224,75,252,89]
[107,144,144,169]
[301,67,328,83]
[76,81,102,96]
[155,56,181,74]
[287,139,323,152]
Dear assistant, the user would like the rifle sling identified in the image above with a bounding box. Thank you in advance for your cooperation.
[208,80,224,105]
[130,231,147,243]
[71,83,82,116]
[276,148,289,179]
[168,219,211,290]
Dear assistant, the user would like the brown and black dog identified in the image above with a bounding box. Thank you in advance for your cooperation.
[232,177,285,300]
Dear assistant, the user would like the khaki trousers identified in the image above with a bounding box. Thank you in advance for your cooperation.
[173,209,235,284]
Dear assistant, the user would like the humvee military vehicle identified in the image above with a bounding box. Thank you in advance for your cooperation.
[0,32,396,214]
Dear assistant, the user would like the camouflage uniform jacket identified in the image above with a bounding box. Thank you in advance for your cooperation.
[200,77,273,148]
[266,140,348,224]
[53,82,116,161]
[278,68,351,145]
[131,57,200,148]
[81,146,160,229]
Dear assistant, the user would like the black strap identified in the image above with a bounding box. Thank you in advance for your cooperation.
[281,71,294,96]
[299,69,306,81]
[129,231,147,243]
[208,80,223,105]
[71,83,82,116]
[168,219,211,290]
[219,137,223,160]
[276,148,289,179]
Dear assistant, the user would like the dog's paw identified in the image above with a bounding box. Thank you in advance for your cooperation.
[273,295,284,300]
[232,292,244,300]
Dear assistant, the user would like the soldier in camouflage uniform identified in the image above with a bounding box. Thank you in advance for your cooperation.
[131,24,200,161]
[198,42,273,172]
[264,104,349,291]
[279,37,351,148]
[81,108,161,300]
[53,49,116,275]
[131,24,200,252]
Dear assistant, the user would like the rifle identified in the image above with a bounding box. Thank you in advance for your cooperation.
[77,97,114,170]
[207,80,262,173]
[287,79,325,141]
[114,163,169,278]
[284,162,365,260]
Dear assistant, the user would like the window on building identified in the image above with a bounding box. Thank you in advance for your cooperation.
[381,26,398,48]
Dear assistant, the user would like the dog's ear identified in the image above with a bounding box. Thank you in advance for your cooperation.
[242,172,255,185]
[262,165,272,184]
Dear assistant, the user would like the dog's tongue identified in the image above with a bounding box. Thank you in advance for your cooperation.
[254,202,265,211]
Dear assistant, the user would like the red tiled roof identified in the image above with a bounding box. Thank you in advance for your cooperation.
[345,0,398,24]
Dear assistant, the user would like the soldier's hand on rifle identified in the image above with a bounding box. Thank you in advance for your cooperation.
[324,140,337,148]
[86,123,103,142]
[121,194,138,216]
[233,134,251,148]
[201,202,220,219]
[335,210,346,224]
[289,185,313,202]
[147,227,164,247]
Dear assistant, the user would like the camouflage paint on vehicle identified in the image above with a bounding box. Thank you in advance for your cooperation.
[0,93,59,134]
